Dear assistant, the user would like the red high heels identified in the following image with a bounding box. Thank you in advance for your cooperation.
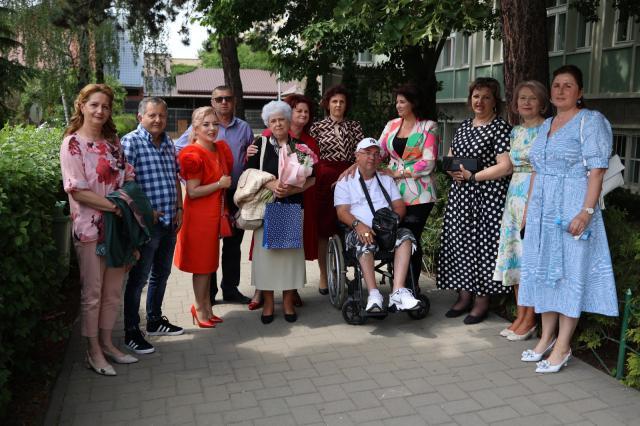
[209,314,224,323]
[190,305,215,328]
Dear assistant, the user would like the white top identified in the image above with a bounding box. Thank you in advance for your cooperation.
[334,169,401,227]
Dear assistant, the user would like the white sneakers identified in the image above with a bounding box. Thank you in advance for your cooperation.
[389,288,421,311]
[366,290,384,313]
[366,288,421,312]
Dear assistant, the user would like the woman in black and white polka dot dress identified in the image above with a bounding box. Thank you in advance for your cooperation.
[437,77,513,325]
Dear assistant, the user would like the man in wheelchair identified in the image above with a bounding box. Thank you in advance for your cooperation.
[334,138,422,313]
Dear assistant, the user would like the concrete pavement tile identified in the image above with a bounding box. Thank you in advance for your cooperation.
[283,368,319,380]
[290,405,324,424]
[259,397,290,417]
[456,378,496,392]
[168,405,195,424]
[342,366,370,381]
[130,415,170,426]
[400,377,434,394]
[452,412,489,426]
[140,398,167,417]
[567,421,597,426]
[504,396,545,416]
[348,390,382,409]
[477,405,520,423]
[288,378,317,394]
[73,400,114,414]
[415,404,452,424]
[101,407,140,423]
[380,396,416,416]
[518,376,555,393]
[229,391,258,409]
[423,374,459,386]
[254,414,297,426]
[529,390,571,405]
[225,379,264,393]
[440,398,484,415]
[371,372,403,388]
[491,412,560,426]
[167,393,205,408]
[406,392,446,408]
[317,384,349,402]
[233,366,260,381]
[341,379,380,393]
[222,406,263,423]
[382,415,431,426]
[436,383,468,401]
[177,378,202,395]
[253,385,292,400]
[493,383,536,399]
[259,372,288,387]
[545,402,585,423]
[312,373,349,387]
[348,406,392,423]
[320,413,354,425]
[583,409,629,426]
[195,413,223,425]
[319,399,357,415]
[285,392,323,407]
[563,397,609,413]
[469,388,506,408]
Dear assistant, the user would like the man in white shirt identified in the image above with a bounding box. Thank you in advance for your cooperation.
[334,138,421,313]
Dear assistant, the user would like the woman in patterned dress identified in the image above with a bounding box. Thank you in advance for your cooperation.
[519,65,617,373]
[437,77,513,325]
[60,84,138,376]
[310,85,364,294]
[378,83,438,288]
[494,81,549,341]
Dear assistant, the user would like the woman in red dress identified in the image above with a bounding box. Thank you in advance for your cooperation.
[174,107,233,328]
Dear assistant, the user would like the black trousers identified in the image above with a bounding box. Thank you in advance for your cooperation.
[400,202,435,287]
[210,188,245,302]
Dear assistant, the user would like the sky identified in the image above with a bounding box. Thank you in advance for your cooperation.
[166,12,209,60]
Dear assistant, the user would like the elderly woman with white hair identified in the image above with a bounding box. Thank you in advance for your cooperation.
[246,101,317,324]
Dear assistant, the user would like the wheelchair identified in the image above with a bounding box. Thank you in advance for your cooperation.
[326,225,430,325]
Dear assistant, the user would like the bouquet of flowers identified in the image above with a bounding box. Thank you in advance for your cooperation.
[278,141,318,188]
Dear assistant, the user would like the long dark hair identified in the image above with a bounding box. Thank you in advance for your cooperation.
[393,83,432,121]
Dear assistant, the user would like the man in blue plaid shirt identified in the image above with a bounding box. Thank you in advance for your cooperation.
[121,97,184,354]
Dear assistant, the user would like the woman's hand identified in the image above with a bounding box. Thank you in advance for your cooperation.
[378,168,395,178]
[355,223,376,245]
[218,175,232,189]
[337,163,358,181]
[274,182,302,198]
[246,144,258,158]
[568,211,591,237]
[459,164,473,181]
[152,210,164,224]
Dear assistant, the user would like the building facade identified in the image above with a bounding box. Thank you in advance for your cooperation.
[435,0,639,190]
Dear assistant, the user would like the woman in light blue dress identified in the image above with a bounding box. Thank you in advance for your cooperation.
[519,65,618,374]
[494,81,548,341]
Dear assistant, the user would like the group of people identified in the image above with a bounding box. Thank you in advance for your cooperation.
[59,63,618,377]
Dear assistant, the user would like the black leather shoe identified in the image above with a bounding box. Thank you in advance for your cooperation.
[261,314,274,324]
[223,291,251,304]
[318,288,329,295]
[284,312,297,323]
[445,306,471,318]
[463,312,488,325]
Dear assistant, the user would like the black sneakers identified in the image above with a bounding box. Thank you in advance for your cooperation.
[147,316,184,336]
[125,328,155,354]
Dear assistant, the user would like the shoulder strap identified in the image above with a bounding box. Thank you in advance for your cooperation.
[260,136,268,170]
[580,115,587,167]
[358,172,393,216]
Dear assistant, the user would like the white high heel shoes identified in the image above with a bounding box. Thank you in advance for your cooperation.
[521,338,557,362]
[536,350,572,373]
[85,351,116,376]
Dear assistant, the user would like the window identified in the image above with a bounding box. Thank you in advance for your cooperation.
[614,10,634,43]
[437,37,454,69]
[461,34,470,66]
[357,51,373,64]
[547,1,567,52]
[483,33,492,62]
[576,13,592,48]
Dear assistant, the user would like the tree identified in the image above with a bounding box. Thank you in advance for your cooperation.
[193,0,285,120]
[0,6,31,123]
[200,42,271,70]
[500,0,549,124]
[268,0,496,120]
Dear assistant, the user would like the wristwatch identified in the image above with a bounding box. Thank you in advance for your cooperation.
[351,219,361,229]
[583,207,594,215]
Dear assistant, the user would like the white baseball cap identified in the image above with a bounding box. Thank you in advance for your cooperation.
[355,137,380,153]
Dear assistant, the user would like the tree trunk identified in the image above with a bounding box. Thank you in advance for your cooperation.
[399,43,442,122]
[77,28,91,92]
[218,35,245,120]
[500,0,550,124]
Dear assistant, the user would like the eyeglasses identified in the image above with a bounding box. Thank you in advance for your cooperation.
[358,151,381,158]
[213,96,233,103]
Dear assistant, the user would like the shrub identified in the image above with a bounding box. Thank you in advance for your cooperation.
[113,113,138,136]
[0,125,68,416]
[421,168,451,276]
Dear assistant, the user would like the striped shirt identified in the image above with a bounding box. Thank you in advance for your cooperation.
[121,124,179,227]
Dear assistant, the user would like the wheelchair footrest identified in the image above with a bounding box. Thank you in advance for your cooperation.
[365,310,388,318]
[387,301,425,314]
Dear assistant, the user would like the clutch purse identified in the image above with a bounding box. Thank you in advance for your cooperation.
[442,156,480,172]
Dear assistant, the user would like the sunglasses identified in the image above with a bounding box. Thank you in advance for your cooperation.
[213,96,234,103]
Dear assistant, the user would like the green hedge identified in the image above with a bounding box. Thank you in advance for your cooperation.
[113,113,138,137]
[0,125,67,416]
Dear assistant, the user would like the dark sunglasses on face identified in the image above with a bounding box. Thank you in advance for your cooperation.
[213,96,233,103]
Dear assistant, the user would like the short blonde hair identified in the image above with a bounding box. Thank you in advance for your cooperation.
[189,107,218,142]
[511,80,550,118]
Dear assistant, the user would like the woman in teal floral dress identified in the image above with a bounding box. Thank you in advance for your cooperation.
[494,81,549,340]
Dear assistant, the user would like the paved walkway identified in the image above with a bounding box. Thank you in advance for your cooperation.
[47,239,639,425]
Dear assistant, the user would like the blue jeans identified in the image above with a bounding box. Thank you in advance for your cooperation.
[124,223,176,330]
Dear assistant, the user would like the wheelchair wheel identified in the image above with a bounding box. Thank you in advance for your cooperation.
[327,235,347,309]
[407,294,430,320]
[342,300,367,325]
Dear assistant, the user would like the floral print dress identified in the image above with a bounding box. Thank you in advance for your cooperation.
[493,125,540,286]
[60,134,135,243]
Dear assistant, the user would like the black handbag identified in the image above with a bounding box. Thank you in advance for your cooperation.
[442,156,480,172]
[358,173,400,252]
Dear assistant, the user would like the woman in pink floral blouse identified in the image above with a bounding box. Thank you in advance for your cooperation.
[60,84,137,376]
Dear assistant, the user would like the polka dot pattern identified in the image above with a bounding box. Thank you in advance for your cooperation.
[436,117,512,296]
